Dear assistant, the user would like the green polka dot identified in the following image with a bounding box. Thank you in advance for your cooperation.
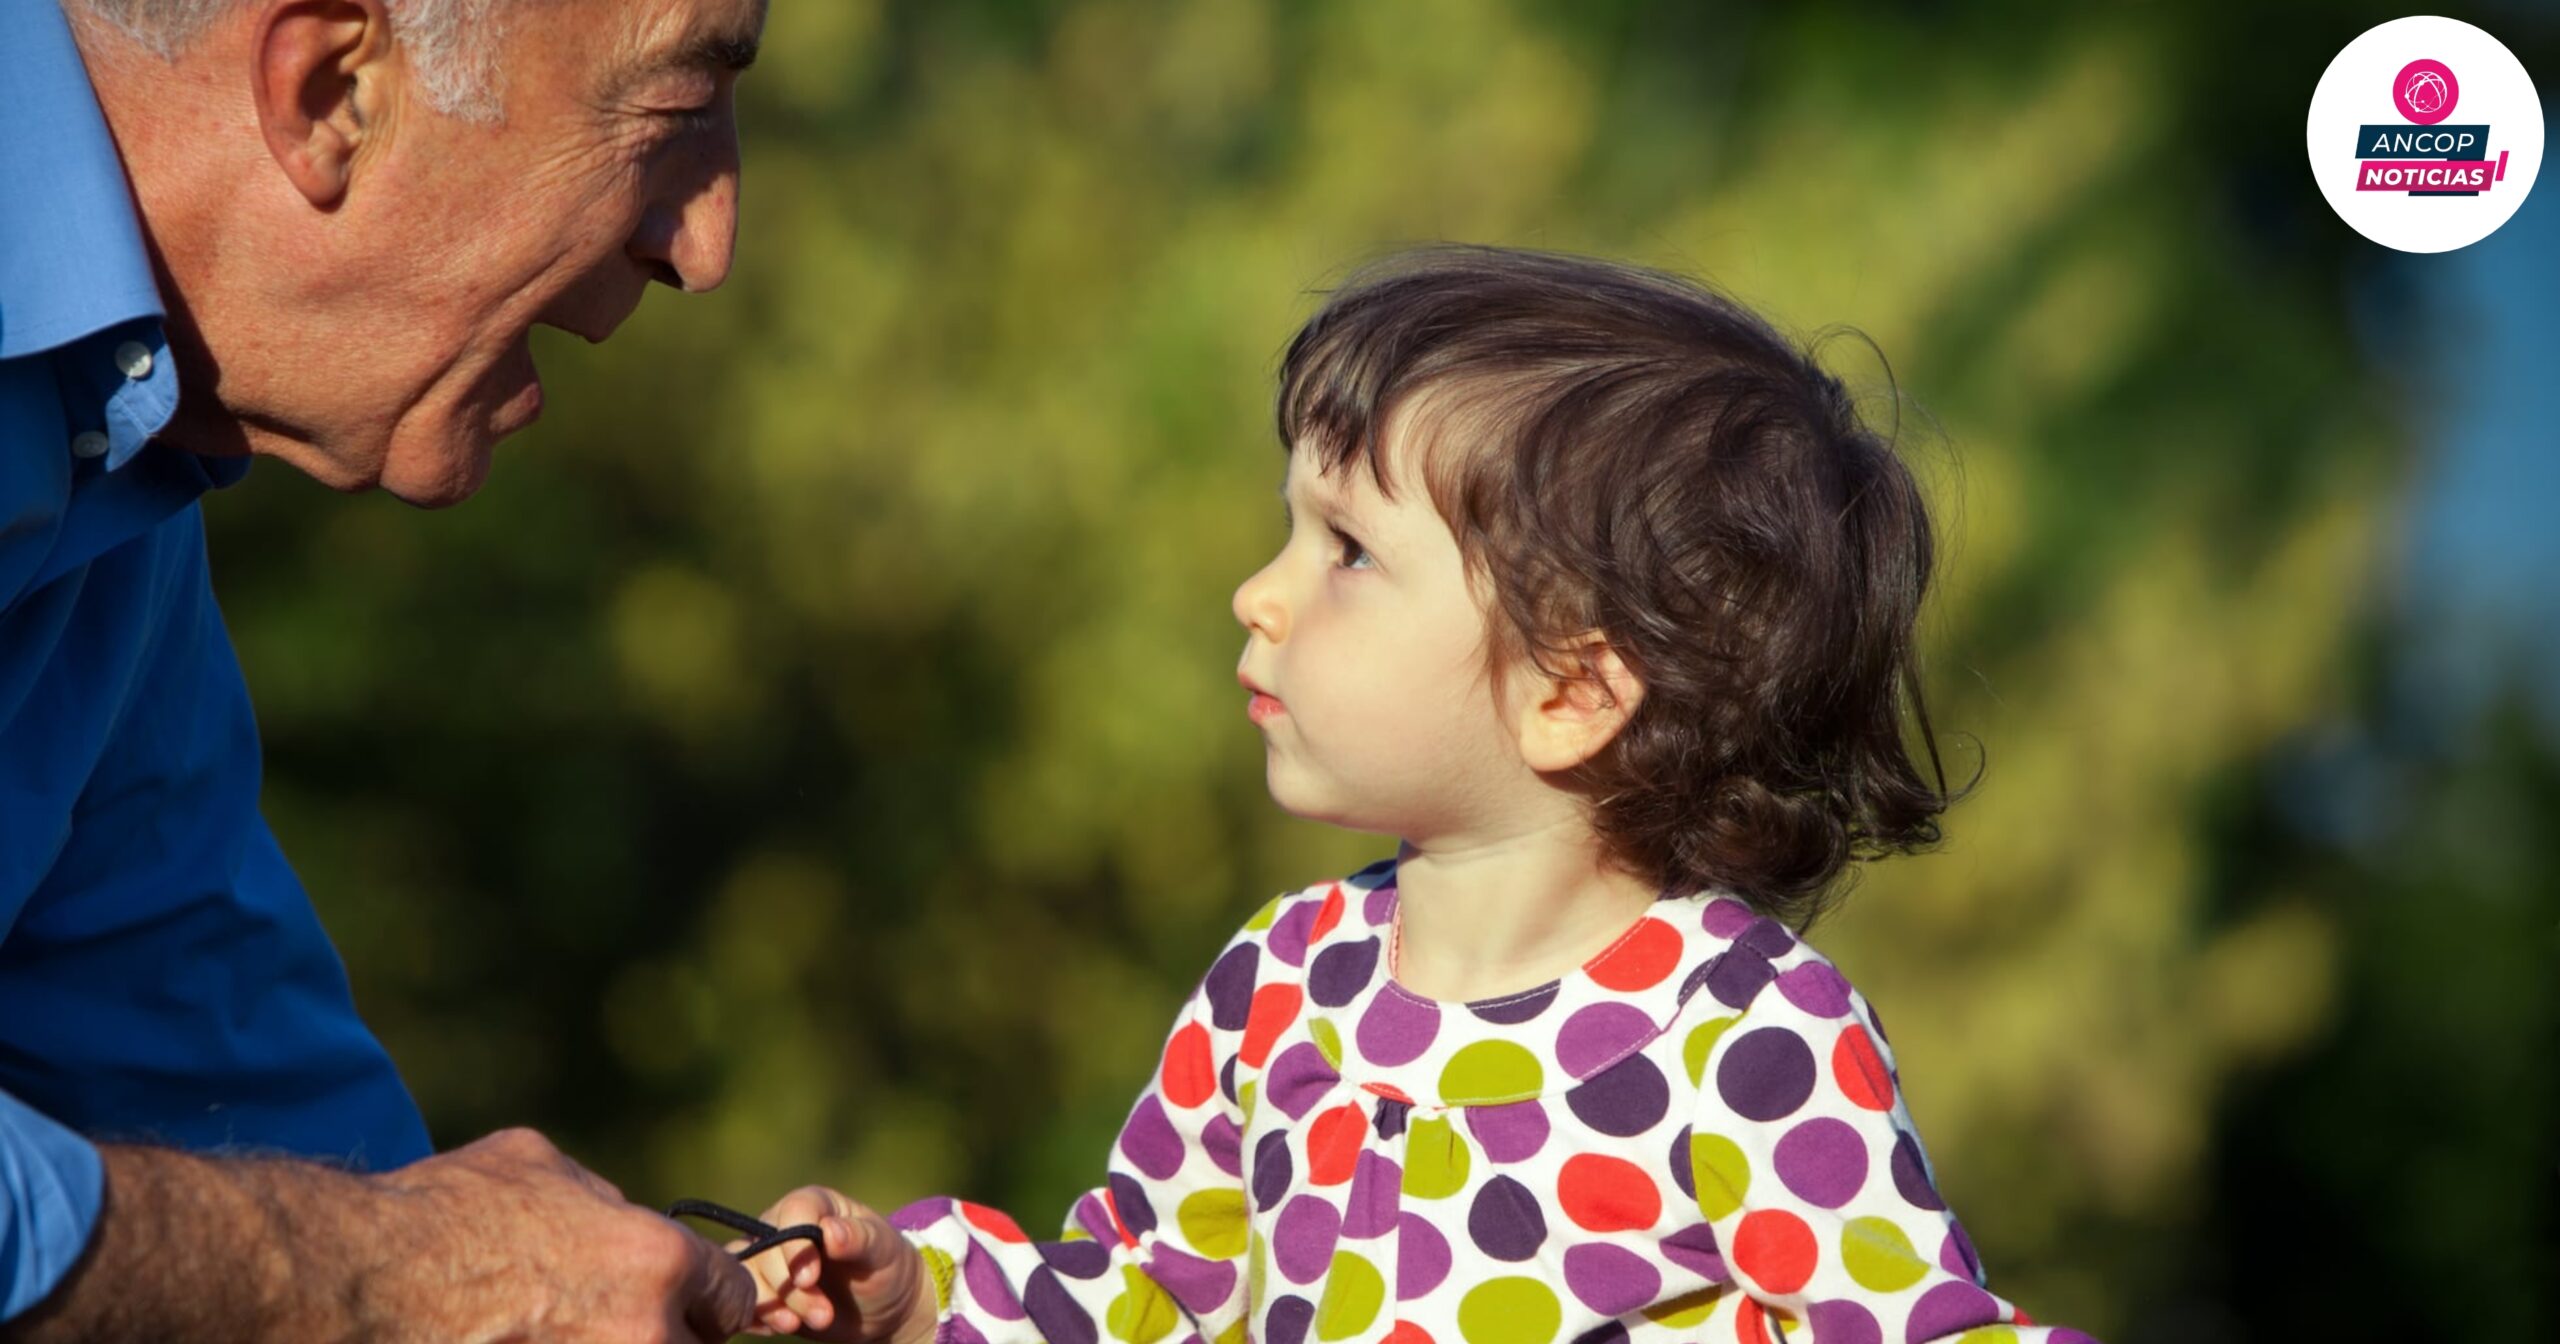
[1106,1264,1178,1344]
[1459,1277,1561,1344]
[1402,1114,1472,1200]
[1841,1216,1930,1293]
[1315,1251,1385,1340]
[1214,1321,1251,1344]
[1239,1079,1258,1126]
[1311,1016,1343,1070]
[1689,1131,1751,1220]
[1247,1228,1268,1306]
[1683,1015,1740,1086]
[1951,1330,2018,1344]
[1245,895,1286,931]
[1439,1040,1544,1104]
[1642,1286,1725,1328]
[1177,1188,1249,1259]
[919,1245,957,1311]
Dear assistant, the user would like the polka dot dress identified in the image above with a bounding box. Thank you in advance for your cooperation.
[893,861,2097,1344]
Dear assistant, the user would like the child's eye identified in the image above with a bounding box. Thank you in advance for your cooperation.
[1330,527,1373,570]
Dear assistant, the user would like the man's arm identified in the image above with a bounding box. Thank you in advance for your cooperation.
[1,1129,754,1344]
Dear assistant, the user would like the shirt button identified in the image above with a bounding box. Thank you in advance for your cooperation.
[71,431,110,460]
[113,341,155,380]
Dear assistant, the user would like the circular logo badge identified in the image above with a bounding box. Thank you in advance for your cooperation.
[2307,17,2543,253]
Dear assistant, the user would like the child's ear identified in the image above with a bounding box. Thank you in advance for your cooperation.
[1515,637,1645,774]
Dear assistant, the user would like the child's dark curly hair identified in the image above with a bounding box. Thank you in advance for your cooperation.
[1276,246,1959,927]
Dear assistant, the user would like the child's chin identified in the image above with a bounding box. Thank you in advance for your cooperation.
[1264,770,1395,835]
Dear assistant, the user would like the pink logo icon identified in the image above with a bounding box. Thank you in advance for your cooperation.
[2394,59,2459,124]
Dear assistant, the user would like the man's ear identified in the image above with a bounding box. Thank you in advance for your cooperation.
[251,0,397,208]
[1515,637,1646,774]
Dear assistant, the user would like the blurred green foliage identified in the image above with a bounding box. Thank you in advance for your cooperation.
[200,1,2553,1339]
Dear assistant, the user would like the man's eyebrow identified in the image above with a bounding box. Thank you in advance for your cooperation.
[614,27,761,91]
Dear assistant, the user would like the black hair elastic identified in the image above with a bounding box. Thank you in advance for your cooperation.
[667,1198,827,1261]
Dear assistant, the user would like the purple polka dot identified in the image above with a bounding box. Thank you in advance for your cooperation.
[1891,1129,1945,1211]
[1701,899,1756,937]
[1071,1192,1113,1242]
[1661,1222,1729,1282]
[1469,981,1559,1024]
[1365,884,1397,927]
[1567,1051,1672,1138]
[1309,937,1382,1008]
[1705,950,1778,1010]
[1463,1098,1550,1164]
[1739,917,1795,959]
[1571,1324,1630,1344]
[1107,1172,1157,1237]
[1267,899,1319,968]
[1265,1294,1315,1344]
[1117,1095,1185,1180]
[1807,1300,1882,1344]
[1265,1041,1341,1120]
[944,1317,990,1344]
[1940,1220,1983,1281]
[1715,1026,1816,1121]
[1202,1113,1243,1178]
[1394,1212,1451,1300]
[1668,1125,1696,1202]
[1203,942,1260,1030]
[1146,1243,1237,1312]
[1220,1053,1240,1105]
[1252,1130,1294,1211]
[1037,1239,1109,1279]
[1356,990,1440,1067]
[1556,1002,1658,1079]
[1562,1242,1662,1315]
[1772,1116,1869,1209]
[1775,962,1853,1018]
[1465,1175,1547,1262]
[1904,1281,2000,1343]
[1341,1150,1402,1239]
[965,1244,1030,1320]
[1022,1267,1092,1344]
[890,1196,954,1232]
[1273,1195,1340,1284]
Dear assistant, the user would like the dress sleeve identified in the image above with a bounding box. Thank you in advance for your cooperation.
[1685,952,2098,1343]
[0,1086,103,1324]
[892,922,1266,1344]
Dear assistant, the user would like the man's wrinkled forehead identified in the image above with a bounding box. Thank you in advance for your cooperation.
[602,0,767,95]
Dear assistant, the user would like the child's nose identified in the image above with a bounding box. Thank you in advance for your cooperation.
[1232,561,1289,642]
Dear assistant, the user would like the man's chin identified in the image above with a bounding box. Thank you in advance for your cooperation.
[373,429,504,508]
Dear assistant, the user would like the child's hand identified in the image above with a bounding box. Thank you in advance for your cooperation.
[737,1186,937,1343]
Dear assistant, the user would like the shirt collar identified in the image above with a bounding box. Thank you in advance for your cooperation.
[0,1,169,363]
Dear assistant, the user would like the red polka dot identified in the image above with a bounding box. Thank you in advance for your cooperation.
[1833,1024,1894,1112]
[1160,1022,1216,1109]
[959,1201,1029,1244]
[1736,1298,1775,1344]
[1310,884,1346,942]
[1587,918,1681,991]
[1556,1153,1662,1232]
[1242,983,1302,1068]
[1382,1323,1435,1344]
[1732,1209,1817,1294]
[1307,1103,1366,1186]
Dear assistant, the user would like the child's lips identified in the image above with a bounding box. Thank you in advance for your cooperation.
[1247,692,1286,725]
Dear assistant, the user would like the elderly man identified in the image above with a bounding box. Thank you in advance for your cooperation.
[1,0,767,1338]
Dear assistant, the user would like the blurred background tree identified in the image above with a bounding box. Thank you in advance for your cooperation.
[204,1,2554,1338]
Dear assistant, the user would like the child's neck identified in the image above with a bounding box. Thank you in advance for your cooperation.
[1389,821,1659,1004]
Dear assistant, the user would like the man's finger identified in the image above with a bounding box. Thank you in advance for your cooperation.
[682,1234,759,1341]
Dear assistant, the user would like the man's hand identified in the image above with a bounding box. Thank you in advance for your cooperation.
[1,1128,754,1343]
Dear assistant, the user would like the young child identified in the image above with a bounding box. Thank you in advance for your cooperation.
[737,247,2096,1344]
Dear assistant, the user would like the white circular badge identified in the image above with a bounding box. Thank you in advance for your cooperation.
[2306,16,2543,253]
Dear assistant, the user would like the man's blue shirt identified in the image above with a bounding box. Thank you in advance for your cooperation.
[2,2,431,1320]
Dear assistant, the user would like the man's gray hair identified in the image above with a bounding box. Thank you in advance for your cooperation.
[77,0,508,121]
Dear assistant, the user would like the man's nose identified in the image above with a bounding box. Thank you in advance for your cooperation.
[633,136,741,293]
[1232,561,1288,642]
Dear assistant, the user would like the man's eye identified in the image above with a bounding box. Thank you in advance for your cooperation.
[1331,528,1373,570]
